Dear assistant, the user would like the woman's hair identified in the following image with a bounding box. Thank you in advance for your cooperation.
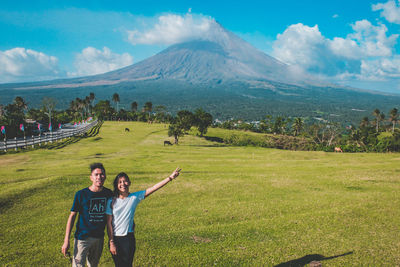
[113,172,131,197]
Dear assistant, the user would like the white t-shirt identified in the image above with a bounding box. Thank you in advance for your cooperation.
[106,190,146,236]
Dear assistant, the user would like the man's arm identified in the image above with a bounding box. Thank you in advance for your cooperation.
[145,168,181,197]
[61,211,77,257]
[107,214,117,255]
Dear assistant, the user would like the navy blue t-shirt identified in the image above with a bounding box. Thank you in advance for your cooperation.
[71,187,113,240]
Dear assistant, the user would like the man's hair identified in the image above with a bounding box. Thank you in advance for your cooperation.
[90,162,105,174]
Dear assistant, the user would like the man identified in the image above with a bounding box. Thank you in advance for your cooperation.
[62,163,113,267]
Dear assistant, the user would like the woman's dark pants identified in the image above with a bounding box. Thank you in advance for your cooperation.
[111,233,136,267]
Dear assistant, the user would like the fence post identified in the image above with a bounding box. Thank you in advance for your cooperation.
[3,137,6,152]
[24,135,26,149]
[39,134,41,147]
[14,137,17,151]
[32,135,35,148]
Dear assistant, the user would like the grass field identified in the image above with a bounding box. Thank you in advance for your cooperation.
[1,122,400,266]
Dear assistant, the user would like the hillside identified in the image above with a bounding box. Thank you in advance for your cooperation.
[1,122,400,265]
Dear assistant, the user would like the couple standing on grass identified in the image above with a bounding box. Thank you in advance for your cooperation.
[61,162,181,267]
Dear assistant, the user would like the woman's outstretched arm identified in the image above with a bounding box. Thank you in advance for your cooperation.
[145,167,181,197]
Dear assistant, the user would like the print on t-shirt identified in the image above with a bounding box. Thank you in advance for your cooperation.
[89,197,107,222]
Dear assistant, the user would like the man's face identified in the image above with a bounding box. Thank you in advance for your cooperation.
[90,168,106,188]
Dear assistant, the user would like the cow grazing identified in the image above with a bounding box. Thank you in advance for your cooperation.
[164,140,173,146]
[334,147,343,153]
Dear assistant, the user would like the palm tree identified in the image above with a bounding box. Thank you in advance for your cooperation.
[85,96,91,117]
[359,116,369,128]
[144,102,152,113]
[88,92,95,115]
[42,97,56,132]
[112,93,120,112]
[89,92,95,104]
[144,101,152,120]
[389,108,398,132]
[14,96,27,110]
[380,112,385,131]
[350,128,363,147]
[272,116,285,134]
[373,109,382,133]
[131,101,138,112]
[69,100,79,121]
[75,97,85,121]
[292,117,303,136]
[155,105,167,123]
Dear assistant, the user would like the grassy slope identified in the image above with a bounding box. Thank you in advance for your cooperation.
[1,122,400,266]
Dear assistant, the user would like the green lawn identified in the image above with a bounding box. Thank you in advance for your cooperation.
[1,122,400,266]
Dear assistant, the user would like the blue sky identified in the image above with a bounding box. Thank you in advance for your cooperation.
[1,0,400,93]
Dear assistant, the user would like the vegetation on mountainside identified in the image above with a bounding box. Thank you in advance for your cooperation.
[1,79,400,125]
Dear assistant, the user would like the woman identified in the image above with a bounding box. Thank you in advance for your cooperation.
[106,167,181,267]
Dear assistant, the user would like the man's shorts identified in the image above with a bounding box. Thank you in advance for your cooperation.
[73,236,104,267]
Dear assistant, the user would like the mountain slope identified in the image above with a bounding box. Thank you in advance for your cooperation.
[103,39,292,84]
[102,22,293,84]
[3,22,299,90]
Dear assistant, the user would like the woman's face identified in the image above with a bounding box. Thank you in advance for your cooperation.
[117,176,130,194]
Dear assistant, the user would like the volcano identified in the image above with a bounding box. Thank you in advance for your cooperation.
[1,22,399,123]
[8,21,306,90]
[101,24,295,85]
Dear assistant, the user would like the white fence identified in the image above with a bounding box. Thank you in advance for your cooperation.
[0,120,98,152]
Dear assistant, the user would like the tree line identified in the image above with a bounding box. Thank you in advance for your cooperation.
[216,107,400,152]
[0,93,213,141]
[1,93,399,152]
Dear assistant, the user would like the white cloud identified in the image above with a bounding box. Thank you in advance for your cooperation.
[0,48,61,83]
[348,20,397,57]
[273,24,325,69]
[372,0,400,24]
[272,20,399,81]
[360,56,400,80]
[329,37,361,59]
[70,47,133,77]
[127,13,215,45]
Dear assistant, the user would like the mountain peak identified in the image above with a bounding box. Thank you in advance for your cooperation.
[9,21,307,89]
[99,22,295,85]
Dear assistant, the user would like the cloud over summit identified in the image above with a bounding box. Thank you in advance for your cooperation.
[127,13,217,45]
